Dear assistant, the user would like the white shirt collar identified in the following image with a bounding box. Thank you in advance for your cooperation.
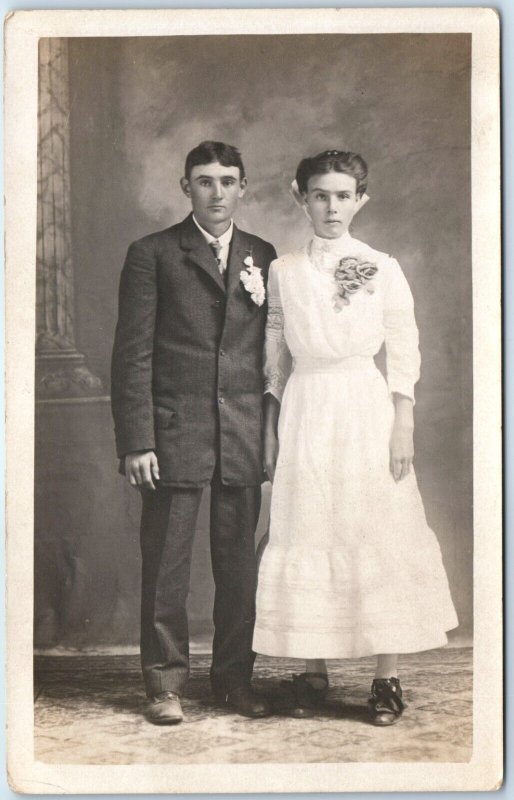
[193,215,234,247]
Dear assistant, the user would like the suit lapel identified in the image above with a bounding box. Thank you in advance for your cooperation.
[179,214,226,294]
[226,226,249,299]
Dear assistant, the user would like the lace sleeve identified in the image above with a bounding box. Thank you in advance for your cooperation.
[383,258,421,403]
[264,263,293,403]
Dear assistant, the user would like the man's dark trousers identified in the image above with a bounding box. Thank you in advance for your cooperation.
[140,462,261,699]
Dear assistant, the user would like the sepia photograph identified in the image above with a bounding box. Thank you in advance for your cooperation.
[5,7,502,794]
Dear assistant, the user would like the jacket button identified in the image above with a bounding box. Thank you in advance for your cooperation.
[218,396,224,404]
[213,300,222,307]
[219,349,225,357]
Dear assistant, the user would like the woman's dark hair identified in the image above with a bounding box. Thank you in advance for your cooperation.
[296,150,368,197]
[184,140,245,180]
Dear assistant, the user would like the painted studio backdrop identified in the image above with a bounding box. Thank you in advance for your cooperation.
[35,34,472,651]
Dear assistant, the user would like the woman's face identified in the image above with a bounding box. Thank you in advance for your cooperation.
[303,172,359,239]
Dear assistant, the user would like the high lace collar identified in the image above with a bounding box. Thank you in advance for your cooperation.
[308,232,353,273]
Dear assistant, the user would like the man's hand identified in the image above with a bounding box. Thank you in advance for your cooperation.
[125,450,160,491]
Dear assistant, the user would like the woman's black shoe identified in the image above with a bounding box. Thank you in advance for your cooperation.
[368,677,405,726]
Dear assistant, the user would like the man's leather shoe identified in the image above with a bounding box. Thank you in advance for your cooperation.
[220,685,271,718]
[282,672,329,718]
[146,691,184,725]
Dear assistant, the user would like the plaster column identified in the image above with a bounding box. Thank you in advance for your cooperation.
[36,38,102,398]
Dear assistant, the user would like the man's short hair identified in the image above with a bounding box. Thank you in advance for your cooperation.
[184,141,246,181]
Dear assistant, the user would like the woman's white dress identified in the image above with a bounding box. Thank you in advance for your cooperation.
[253,233,458,659]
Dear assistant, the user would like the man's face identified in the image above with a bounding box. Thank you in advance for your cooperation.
[180,162,247,232]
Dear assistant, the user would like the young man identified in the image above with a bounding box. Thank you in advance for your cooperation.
[111,141,276,724]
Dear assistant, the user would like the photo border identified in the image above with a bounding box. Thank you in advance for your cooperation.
[4,6,502,793]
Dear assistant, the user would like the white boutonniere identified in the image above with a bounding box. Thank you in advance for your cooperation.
[240,254,266,306]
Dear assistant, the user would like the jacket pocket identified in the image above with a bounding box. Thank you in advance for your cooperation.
[153,406,176,429]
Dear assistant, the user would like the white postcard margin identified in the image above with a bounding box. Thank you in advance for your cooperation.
[4,7,502,794]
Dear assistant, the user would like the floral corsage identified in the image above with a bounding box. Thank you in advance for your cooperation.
[240,254,266,306]
[333,256,378,312]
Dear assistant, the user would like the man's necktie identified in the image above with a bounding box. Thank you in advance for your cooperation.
[210,240,224,275]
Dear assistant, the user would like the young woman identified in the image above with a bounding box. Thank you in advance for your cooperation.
[253,150,458,725]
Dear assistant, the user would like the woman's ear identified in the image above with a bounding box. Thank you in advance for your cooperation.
[354,193,370,213]
[290,180,312,223]
[290,179,306,209]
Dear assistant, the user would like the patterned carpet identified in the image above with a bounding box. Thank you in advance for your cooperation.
[34,647,472,764]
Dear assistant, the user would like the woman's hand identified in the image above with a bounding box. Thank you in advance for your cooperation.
[389,394,414,482]
[263,393,281,483]
[264,430,279,483]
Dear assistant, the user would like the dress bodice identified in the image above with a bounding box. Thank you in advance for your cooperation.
[264,234,421,403]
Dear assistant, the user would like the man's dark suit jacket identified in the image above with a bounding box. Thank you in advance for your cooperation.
[111,213,277,487]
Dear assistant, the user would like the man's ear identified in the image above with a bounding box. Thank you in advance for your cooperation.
[180,177,191,198]
[238,177,248,199]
